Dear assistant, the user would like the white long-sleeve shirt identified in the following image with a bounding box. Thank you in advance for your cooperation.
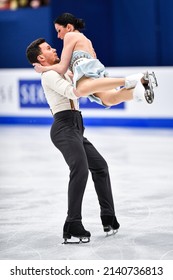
[41,70,79,115]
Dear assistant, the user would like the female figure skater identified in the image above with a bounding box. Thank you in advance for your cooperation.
[34,13,155,106]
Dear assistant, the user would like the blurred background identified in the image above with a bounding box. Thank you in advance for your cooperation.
[0,0,173,127]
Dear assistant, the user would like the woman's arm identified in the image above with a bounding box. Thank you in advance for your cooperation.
[33,62,59,73]
[34,33,77,74]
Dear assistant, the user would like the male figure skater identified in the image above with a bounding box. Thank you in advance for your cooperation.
[26,38,152,243]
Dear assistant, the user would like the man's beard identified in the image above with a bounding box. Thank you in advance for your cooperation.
[54,58,60,64]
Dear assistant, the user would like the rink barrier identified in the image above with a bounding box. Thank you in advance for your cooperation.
[0,67,173,128]
[0,116,173,128]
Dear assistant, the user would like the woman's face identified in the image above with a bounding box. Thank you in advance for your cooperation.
[54,23,74,40]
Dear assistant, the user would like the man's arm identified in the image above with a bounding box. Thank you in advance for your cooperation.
[42,70,78,99]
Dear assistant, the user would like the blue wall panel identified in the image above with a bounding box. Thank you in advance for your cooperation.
[159,0,173,65]
[0,7,52,68]
[111,0,158,66]
[0,0,173,68]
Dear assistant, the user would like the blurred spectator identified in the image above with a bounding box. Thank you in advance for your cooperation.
[0,0,49,9]
[28,0,49,8]
[0,0,11,9]
[10,0,28,9]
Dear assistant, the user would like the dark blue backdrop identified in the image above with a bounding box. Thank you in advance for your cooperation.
[0,0,173,68]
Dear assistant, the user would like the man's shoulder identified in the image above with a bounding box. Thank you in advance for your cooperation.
[42,70,60,77]
[41,70,61,82]
[41,70,72,89]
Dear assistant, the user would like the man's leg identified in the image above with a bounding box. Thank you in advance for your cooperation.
[83,136,120,232]
[50,114,91,242]
[51,127,88,221]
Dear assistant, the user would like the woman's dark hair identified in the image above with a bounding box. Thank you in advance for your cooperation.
[54,13,85,30]
[26,38,45,64]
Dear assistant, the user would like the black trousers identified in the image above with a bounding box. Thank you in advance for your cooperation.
[50,110,115,222]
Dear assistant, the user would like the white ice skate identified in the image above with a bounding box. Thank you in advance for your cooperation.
[133,80,146,102]
[125,72,144,89]
[126,71,158,104]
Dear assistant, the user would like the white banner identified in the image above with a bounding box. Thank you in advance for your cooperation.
[0,67,172,126]
[0,260,172,280]
[0,69,49,117]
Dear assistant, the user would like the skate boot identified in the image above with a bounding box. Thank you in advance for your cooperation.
[133,79,146,102]
[143,71,158,104]
[63,221,91,244]
[101,215,120,236]
[125,73,144,89]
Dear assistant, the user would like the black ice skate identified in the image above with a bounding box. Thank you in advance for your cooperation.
[62,221,91,244]
[101,215,120,236]
[143,71,158,104]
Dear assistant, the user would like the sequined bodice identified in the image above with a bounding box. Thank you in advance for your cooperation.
[69,50,94,72]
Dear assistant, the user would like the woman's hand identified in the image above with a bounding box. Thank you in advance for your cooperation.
[33,63,46,73]
[67,70,73,81]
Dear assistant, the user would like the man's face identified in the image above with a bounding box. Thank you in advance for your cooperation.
[38,42,60,65]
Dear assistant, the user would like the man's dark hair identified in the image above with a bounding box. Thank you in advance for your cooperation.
[26,38,45,64]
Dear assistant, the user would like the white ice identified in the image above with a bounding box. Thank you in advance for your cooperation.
[0,126,173,260]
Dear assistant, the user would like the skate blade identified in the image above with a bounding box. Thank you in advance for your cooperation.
[144,71,158,88]
[151,71,158,87]
[105,229,118,237]
[144,87,154,104]
[62,236,90,245]
[144,71,158,104]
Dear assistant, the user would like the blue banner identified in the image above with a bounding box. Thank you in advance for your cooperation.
[19,79,124,109]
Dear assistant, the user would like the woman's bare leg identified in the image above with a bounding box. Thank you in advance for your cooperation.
[94,88,133,106]
[76,76,125,96]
